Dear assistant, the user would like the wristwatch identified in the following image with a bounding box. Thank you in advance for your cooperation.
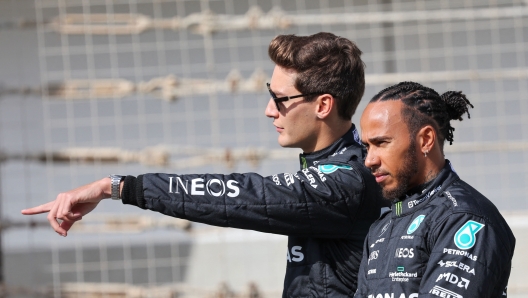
[109,174,125,200]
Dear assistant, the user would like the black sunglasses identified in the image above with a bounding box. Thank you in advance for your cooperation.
[266,83,321,111]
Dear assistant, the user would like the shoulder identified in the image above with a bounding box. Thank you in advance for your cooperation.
[320,142,369,173]
[317,142,386,206]
[424,180,514,249]
[319,142,364,173]
[317,145,375,189]
[433,178,501,220]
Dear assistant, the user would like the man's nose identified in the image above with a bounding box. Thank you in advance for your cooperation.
[265,98,279,118]
[364,150,380,170]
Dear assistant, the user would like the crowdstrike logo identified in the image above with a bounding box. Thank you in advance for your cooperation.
[168,177,240,197]
[454,220,485,250]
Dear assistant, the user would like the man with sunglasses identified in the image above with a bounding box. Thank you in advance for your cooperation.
[22,32,387,297]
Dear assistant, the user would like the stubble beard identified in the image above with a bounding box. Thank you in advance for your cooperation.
[382,142,418,201]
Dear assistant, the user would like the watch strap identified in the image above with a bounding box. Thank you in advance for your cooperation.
[109,175,125,200]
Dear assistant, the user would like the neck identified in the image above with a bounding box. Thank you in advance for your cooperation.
[406,178,436,196]
[407,144,446,190]
[302,120,352,153]
[423,168,440,184]
[418,154,445,186]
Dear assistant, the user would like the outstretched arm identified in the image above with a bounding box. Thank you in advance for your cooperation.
[124,164,371,237]
[20,177,120,236]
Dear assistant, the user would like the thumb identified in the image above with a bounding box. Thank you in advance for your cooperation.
[59,218,80,235]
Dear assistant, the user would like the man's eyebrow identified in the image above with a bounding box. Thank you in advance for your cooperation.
[367,136,391,143]
[271,89,286,97]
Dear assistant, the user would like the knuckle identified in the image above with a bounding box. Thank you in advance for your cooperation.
[57,192,72,201]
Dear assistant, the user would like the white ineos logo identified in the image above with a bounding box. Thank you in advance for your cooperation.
[394,248,414,258]
[169,177,240,197]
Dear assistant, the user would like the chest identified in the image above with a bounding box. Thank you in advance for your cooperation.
[364,214,432,281]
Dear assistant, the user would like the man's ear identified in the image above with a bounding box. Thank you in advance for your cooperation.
[315,94,334,119]
[417,125,436,154]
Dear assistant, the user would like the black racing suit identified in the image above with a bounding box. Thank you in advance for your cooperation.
[354,162,515,298]
[120,126,388,297]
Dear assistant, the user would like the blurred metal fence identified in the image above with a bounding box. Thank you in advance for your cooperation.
[0,0,527,296]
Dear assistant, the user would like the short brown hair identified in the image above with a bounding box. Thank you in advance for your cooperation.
[268,32,365,120]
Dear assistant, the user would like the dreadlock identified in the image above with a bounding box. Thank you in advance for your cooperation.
[370,81,474,148]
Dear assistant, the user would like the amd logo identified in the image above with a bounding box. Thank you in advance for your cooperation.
[168,177,240,197]
[435,272,470,289]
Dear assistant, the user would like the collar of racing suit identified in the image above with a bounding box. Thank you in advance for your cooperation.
[391,160,458,217]
[298,124,362,169]
[405,178,435,199]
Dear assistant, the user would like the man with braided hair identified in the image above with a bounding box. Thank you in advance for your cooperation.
[355,81,515,298]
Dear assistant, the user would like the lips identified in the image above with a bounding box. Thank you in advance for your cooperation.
[374,174,388,183]
[372,171,389,184]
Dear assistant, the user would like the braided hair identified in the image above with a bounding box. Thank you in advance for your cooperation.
[370,81,474,148]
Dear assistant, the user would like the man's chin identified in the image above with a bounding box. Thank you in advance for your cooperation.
[278,141,294,148]
[277,137,296,148]
[381,190,398,201]
[382,184,407,201]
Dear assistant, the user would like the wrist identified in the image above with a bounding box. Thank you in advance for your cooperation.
[102,177,112,199]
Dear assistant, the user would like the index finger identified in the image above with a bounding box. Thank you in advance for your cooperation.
[21,201,55,215]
